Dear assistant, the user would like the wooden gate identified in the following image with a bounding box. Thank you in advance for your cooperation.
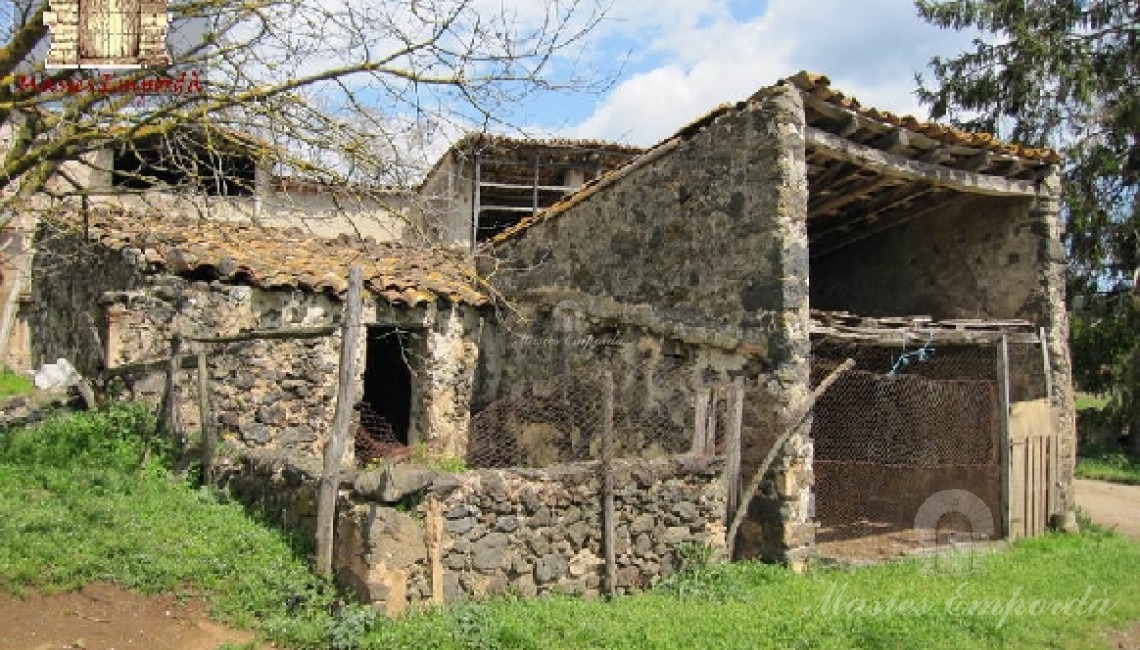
[998,334,1061,540]
[1005,399,1060,539]
[79,0,141,63]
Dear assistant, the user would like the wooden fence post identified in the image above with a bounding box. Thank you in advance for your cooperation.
[601,369,616,599]
[315,266,364,577]
[197,344,215,486]
[723,377,744,550]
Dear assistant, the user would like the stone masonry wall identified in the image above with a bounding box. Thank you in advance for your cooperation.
[482,84,813,565]
[810,194,1041,320]
[220,449,728,615]
[32,223,483,456]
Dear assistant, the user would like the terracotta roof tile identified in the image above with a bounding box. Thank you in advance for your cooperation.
[52,208,488,307]
[782,71,1061,164]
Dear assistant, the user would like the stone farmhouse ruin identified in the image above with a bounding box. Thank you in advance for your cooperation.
[0,72,1076,612]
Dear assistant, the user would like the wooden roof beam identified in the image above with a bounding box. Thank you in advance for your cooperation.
[805,126,1041,197]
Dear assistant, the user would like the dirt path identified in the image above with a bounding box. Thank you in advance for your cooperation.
[0,583,259,650]
[1075,479,1140,540]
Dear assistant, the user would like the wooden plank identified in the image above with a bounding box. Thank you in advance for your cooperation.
[1028,436,1038,535]
[601,369,616,599]
[197,345,215,486]
[315,266,364,577]
[692,387,710,454]
[472,153,481,251]
[723,377,744,548]
[704,389,718,454]
[185,325,337,344]
[998,336,1013,539]
[1040,327,1054,401]
[478,180,578,192]
[805,127,1041,197]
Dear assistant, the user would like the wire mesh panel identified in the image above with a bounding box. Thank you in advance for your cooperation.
[810,338,1010,559]
[466,362,729,469]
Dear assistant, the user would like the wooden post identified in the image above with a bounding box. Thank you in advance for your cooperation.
[601,369,616,599]
[165,334,186,473]
[1039,327,1053,402]
[726,359,854,557]
[197,345,215,486]
[997,335,1013,539]
[692,386,710,454]
[723,378,744,549]
[315,266,364,577]
[472,153,482,251]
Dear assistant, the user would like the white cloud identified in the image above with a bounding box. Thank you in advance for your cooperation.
[566,0,977,145]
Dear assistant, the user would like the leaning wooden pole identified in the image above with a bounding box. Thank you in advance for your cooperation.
[315,266,364,577]
[726,359,854,557]
[600,369,616,599]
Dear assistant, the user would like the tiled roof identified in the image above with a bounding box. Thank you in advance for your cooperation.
[449,132,645,156]
[52,209,488,306]
[782,71,1061,164]
[486,72,1060,248]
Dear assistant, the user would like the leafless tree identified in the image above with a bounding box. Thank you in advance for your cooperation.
[0,0,613,216]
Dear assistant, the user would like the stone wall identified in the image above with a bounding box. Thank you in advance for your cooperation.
[220,449,728,615]
[31,223,484,456]
[481,84,813,565]
[810,194,1040,320]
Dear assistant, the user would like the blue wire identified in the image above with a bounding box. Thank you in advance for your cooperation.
[888,332,935,378]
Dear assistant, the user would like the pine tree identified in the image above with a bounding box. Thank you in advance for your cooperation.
[917,0,1139,449]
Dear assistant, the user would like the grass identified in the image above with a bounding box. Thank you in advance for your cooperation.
[1077,444,1140,485]
[0,368,33,399]
[1075,392,1112,411]
[1,406,1139,649]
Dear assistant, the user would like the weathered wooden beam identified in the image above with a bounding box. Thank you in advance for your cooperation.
[872,128,910,154]
[809,175,895,218]
[810,190,951,256]
[805,127,1041,197]
[315,266,364,577]
[185,325,337,344]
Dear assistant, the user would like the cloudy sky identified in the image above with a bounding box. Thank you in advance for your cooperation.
[520,0,977,147]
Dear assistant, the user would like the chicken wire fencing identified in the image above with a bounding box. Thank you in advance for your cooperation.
[465,363,740,469]
[810,335,1049,559]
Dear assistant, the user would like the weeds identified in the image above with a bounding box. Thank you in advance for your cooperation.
[0,368,33,399]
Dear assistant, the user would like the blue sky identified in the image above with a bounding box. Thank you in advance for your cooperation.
[513,0,978,147]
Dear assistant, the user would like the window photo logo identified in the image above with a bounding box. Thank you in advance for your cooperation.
[43,0,171,69]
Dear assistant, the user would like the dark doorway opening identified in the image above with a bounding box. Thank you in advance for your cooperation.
[360,327,414,446]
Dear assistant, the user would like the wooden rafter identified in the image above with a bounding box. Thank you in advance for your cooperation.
[805,127,1041,197]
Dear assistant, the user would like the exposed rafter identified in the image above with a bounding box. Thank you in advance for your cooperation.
[805,127,1042,197]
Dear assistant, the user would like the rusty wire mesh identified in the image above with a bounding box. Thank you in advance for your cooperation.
[355,401,412,465]
[466,362,733,469]
[810,336,1039,556]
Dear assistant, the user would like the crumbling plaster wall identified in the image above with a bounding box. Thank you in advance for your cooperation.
[482,84,813,565]
[809,194,1041,320]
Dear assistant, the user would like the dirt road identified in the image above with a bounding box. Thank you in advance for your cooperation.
[1075,479,1140,540]
[0,583,258,650]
